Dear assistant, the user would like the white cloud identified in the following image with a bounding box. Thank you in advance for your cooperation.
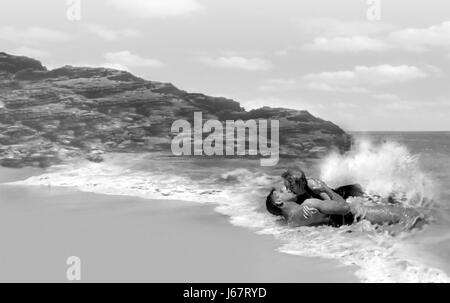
[86,24,141,41]
[10,46,50,59]
[258,78,297,91]
[103,51,165,69]
[0,27,70,45]
[298,20,450,54]
[100,62,130,71]
[65,52,165,74]
[108,0,204,18]
[306,82,369,93]
[388,21,450,52]
[288,18,395,55]
[303,36,391,53]
[293,18,395,38]
[200,56,272,71]
[304,65,428,92]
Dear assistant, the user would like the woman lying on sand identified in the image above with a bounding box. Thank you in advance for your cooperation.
[266,170,424,230]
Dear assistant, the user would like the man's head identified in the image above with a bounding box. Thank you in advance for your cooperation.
[265,187,297,216]
[266,188,283,216]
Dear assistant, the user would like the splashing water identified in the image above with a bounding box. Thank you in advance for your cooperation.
[319,140,435,207]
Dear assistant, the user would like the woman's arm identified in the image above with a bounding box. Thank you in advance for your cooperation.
[302,198,350,218]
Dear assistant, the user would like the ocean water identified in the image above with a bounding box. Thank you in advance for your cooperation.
[8,132,450,282]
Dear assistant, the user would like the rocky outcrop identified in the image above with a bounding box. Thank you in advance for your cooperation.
[0,52,352,168]
[0,52,46,74]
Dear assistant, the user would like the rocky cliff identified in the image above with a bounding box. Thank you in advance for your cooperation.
[0,52,351,168]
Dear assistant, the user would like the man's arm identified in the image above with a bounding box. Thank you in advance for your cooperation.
[280,202,329,227]
[303,198,350,218]
[307,179,346,203]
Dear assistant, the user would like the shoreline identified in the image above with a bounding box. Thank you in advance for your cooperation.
[0,167,359,282]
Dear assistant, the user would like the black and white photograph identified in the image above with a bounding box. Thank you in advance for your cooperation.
[1,0,450,289]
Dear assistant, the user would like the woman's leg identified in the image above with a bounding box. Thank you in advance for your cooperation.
[350,201,423,228]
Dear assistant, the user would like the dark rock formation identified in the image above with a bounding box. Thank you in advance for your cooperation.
[0,52,352,168]
[0,52,46,74]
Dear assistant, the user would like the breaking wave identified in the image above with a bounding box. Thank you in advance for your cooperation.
[320,140,435,207]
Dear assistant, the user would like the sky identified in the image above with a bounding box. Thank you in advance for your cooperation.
[1,0,450,131]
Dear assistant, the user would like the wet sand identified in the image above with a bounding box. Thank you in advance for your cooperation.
[0,168,358,282]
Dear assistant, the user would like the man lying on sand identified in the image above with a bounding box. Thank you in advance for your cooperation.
[266,170,424,230]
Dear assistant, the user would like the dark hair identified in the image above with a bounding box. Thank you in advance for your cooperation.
[265,188,283,216]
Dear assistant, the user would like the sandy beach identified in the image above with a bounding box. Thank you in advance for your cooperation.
[0,168,358,283]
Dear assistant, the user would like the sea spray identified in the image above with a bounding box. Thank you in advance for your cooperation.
[319,139,435,207]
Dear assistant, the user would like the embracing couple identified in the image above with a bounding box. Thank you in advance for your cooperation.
[266,170,424,230]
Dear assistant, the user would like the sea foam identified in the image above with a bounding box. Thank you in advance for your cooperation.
[6,141,450,282]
